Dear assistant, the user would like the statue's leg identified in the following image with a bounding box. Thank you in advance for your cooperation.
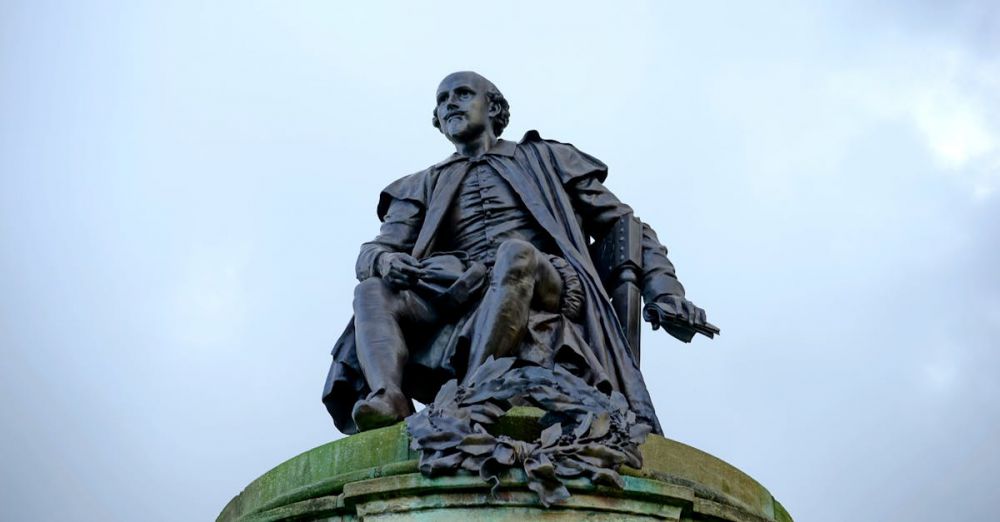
[462,239,562,383]
[352,277,437,430]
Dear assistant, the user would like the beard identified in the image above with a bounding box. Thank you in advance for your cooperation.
[444,116,488,143]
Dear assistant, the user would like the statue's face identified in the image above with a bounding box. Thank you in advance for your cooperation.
[435,72,494,143]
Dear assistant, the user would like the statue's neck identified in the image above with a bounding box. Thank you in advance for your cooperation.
[454,133,498,159]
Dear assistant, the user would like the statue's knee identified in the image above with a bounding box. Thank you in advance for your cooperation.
[497,239,535,264]
[354,278,391,309]
[495,239,537,284]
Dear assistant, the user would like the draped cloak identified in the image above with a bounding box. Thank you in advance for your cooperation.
[323,131,686,435]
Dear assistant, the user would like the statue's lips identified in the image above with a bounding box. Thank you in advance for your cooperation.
[445,113,465,121]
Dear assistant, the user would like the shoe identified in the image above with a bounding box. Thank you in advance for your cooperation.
[352,390,413,431]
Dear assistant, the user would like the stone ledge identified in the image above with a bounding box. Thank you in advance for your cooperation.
[219,410,792,521]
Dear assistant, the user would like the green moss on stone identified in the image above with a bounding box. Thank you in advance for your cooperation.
[219,409,794,521]
[485,406,545,440]
[218,422,413,521]
[773,498,793,522]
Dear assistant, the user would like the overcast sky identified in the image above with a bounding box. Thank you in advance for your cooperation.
[2,2,998,521]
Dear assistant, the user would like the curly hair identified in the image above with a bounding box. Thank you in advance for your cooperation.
[432,82,511,137]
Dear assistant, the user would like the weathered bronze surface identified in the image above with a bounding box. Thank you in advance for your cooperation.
[321,71,718,504]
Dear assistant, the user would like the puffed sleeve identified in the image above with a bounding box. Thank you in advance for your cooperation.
[355,172,429,280]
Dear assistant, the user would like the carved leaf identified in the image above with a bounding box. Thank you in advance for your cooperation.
[464,356,516,386]
[462,379,515,405]
[629,422,652,444]
[458,432,497,456]
[524,454,557,480]
[587,412,611,439]
[420,451,465,476]
[414,429,463,451]
[460,455,487,472]
[468,412,493,425]
[434,379,459,407]
[623,447,643,469]
[539,423,562,448]
[609,391,629,413]
[524,454,569,506]
[492,443,516,466]
[432,411,466,426]
[573,412,594,438]
[526,473,570,507]
[590,467,625,489]
[577,443,628,467]
[466,401,506,425]
[552,457,586,478]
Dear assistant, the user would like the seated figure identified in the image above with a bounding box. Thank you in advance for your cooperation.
[322,71,711,435]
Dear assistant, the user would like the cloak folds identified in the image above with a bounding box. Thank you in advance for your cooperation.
[323,131,684,435]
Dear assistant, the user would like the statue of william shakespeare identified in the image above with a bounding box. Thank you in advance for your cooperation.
[322,71,718,504]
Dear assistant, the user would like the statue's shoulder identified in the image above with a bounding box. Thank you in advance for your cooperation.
[516,130,584,151]
[516,130,608,183]
[383,168,432,198]
[516,129,567,150]
[376,167,434,220]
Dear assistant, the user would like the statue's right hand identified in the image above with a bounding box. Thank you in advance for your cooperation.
[377,253,423,290]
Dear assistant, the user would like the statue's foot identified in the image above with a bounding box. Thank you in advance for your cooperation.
[352,390,413,431]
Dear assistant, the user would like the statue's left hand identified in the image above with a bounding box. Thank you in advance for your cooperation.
[377,252,423,290]
[649,295,706,327]
[643,295,719,341]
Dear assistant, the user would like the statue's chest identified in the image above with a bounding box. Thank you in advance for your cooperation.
[437,163,552,263]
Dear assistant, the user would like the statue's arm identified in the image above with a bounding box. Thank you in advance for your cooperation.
[568,175,684,301]
[355,197,424,281]
[569,175,715,340]
[534,136,713,339]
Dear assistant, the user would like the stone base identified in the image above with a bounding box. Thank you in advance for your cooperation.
[218,409,792,522]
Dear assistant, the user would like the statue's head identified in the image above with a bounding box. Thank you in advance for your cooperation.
[432,71,510,143]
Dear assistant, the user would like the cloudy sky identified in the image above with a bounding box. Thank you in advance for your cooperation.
[2,1,998,520]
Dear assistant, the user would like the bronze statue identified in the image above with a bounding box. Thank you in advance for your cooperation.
[323,71,716,437]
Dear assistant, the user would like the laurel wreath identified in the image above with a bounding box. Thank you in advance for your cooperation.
[405,357,652,506]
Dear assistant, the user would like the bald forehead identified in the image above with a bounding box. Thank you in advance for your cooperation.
[437,72,494,95]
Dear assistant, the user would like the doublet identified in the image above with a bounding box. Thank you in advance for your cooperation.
[440,160,556,266]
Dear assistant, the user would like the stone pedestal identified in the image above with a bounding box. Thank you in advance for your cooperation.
[218,410,792,521]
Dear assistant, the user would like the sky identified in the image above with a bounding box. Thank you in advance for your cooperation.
[1,1,998,520]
